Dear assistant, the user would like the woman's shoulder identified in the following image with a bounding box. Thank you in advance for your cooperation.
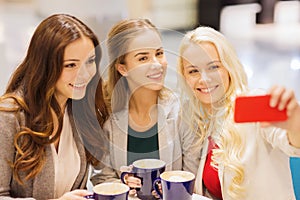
[0,96,21,109]
[159,90,180,106]
[243,88,267,96]
[0,94,25,121]
[158,91,180,119]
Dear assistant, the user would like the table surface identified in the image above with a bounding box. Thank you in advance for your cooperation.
[128,193,211,200]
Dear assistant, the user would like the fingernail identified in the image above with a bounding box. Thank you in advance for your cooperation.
[278,104,284,111]
[270,100,276,108]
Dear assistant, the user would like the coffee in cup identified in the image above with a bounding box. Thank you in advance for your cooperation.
[153,170,195,200]
[85,182,129,200]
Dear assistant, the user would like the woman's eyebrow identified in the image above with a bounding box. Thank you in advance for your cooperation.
[207,60,221,65]
[134,52,149,57]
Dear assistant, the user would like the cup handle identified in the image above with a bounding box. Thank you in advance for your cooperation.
[120,171,130,184]
[120,171,142,191]
[153,178,162,199]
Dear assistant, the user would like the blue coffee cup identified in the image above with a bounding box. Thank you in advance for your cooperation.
[121,159,166,200]
[85,182,129,200]
[153,170,195,200]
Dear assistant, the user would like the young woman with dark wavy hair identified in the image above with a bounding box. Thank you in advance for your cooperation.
[0,14,108,199]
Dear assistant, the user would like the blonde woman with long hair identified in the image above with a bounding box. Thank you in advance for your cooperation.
[177,26,300,200]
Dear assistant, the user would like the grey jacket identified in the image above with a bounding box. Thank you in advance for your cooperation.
[90,96,201,185]
[0,101,89,200]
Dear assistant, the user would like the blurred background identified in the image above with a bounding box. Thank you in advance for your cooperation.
[0,0,299,195]
[0,0,299,98]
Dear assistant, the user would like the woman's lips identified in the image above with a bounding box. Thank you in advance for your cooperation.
[69,83,87,89]
[197,85,218,94]
[147,72,163,79]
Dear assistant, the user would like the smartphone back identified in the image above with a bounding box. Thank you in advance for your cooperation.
[234,95,287,123]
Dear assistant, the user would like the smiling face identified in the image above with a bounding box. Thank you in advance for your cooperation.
[55,36,96,107]
[117,29,167,92]
[182,42,230,108]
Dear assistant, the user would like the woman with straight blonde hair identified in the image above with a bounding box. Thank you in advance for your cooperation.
[177,26,300,200]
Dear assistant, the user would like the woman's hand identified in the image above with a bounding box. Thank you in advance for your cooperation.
[152,182,162,199]
[263,85,300,147]
[120,165,142,196]
[54,189,92,200]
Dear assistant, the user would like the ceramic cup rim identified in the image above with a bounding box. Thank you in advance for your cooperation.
[93,182,130,196]
[133,158,166,170]
[160,170,195,182]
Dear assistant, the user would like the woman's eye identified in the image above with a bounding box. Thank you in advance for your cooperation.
[64,63,76,68]
[189,69,199,74]
[139,56,148,62]
[86,58,96,65]
[208,65,219,70]
[156,51,164,56]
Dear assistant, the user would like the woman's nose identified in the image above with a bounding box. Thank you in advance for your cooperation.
[150,62,162,70]
[79,65,95,79]
[198,70,211,83]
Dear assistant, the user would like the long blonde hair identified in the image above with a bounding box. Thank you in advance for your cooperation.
[177,26,249,198]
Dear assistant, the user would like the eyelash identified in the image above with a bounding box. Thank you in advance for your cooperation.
[208,65,219,70]
[64,63,76,68]
[189,69,199,74]
[86,58,96,65]
[138,51,164,62]
[64,57,96,68]
[156,51,164,56]
[188,65,220,74]
[139,57,148,62]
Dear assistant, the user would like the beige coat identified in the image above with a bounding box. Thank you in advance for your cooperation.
[91,96,201,185]
[0,102,89,200]
[195,123,300,200]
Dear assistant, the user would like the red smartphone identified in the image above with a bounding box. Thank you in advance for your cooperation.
[234,95,287,123]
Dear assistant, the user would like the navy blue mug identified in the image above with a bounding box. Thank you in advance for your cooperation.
[153,170,195,200]
[121,159,166,200]
[85,182,129,200]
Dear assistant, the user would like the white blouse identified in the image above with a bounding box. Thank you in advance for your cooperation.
[51,110,81,198]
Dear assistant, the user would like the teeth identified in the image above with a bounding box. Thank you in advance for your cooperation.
[72,83,85,88]
[200,87,215,93]
[148,72,162,79]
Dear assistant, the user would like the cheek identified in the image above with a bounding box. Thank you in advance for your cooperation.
[59,71,75,83]
[89,65,97,77]
[160,57,168,67]
[129,66,144,76]
[220,71,230,90]
[184,75,195,89]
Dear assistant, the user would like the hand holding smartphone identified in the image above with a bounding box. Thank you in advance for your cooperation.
[234,95,287,123]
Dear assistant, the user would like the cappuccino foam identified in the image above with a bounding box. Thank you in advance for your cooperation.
[133,159,165,169]
[167,175,188,182]
[93,183,129,195]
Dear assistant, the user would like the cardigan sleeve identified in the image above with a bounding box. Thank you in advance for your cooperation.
[0,111,32,199]
[260,125,300,157]
[0,108,20,196]
[89,119,119,185]
[177,114,202,176]
[0,100,35,200]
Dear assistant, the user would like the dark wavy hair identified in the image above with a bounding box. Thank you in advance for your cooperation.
[1,14,108,184]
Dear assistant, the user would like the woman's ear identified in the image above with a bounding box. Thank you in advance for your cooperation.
[116,63,128,76]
